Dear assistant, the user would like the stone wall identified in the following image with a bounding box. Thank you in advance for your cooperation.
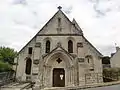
[85,73,103,84]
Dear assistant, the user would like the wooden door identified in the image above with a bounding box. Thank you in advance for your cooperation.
[53,68,65,87]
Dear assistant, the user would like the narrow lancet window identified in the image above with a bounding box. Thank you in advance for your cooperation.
[28,47,32,54]
[25,58,32,75]
[57,17,62,33]
[68,40,73,53]
[46,40,50,53]
[58,17,61,27]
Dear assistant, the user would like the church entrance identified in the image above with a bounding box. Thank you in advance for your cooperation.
[53,68,65,87]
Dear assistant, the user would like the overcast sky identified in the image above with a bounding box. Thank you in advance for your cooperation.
[0,0,120,56]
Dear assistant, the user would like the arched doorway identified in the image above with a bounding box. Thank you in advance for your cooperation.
[53,68,65,87]
[25,58,32,75]
[44,49,74,87]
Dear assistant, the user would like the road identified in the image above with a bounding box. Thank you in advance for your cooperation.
[84,84,120,90]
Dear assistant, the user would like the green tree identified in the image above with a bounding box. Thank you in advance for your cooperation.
[0,47,17,65]
[0,61,12,72]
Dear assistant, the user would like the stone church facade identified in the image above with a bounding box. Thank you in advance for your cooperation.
[15,7,103,89]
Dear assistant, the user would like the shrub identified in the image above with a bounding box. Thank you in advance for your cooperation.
[0,61,12,72]
[103,67,120,81]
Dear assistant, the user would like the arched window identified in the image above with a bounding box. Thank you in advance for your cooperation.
[68,40,73,53]
[25,58,32,75]
[85,55,93,64]
[87,58,90,63]
[46,40,50,53]
[85,55,94,71]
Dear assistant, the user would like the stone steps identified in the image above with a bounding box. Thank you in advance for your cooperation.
[41,87,68,90]
[1,82,32,90]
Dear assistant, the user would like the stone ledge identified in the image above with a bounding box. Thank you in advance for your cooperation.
[40,81,120,90]
[67,81,120,90]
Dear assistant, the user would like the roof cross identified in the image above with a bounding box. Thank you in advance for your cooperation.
[58,6,62,10]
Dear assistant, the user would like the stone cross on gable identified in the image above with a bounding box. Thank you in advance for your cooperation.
[58,6,62,10]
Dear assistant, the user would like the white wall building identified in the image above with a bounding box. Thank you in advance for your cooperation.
[111,46,120,68]
[15,7,103,89]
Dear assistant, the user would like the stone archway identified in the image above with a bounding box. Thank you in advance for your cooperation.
[44,50,73,67]
[43,49,74,87]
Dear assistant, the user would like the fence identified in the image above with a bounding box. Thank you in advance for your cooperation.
[0,71,15,86]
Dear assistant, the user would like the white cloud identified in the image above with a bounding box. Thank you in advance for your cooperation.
[0,0,120,56]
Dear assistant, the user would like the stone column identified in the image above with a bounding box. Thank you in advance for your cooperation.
[77,42,84,58]
[42,65,52,87]
[32,42,41,89]
[72,66,77,86]
[78,63,85,86]
[45,65,52,87]
[69,66,75,86]
[39,63,44,88]
[77,42,85,86]
[74,65,78,86]
[67,67,72,86]
[71,67,74,86]
[42,65,47,87]
[69,67,72,86]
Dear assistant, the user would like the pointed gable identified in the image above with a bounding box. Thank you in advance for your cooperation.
[38,9,83,35]
[72,18,82,31]
[18,7,101,57]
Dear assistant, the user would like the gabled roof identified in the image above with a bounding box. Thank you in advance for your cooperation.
[17,7,102,57]
[72,18,82,31]
[17,9,83,54]
[82,36,103,57]
[38,9,83,35]
[17,10,60,54]
[111,47,120,58]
